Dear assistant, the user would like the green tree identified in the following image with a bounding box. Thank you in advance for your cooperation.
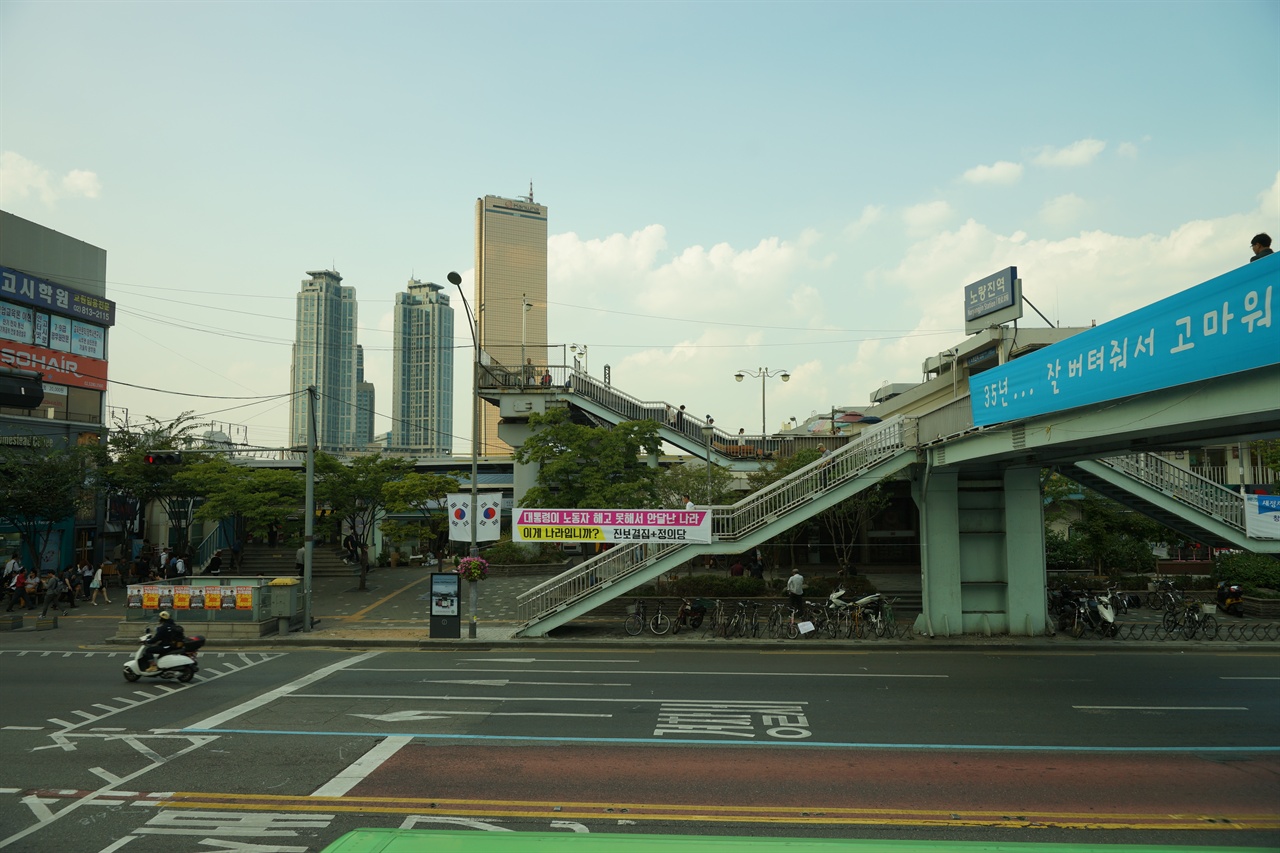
[1251,439,1280,477]
[0,444,98,569]
[513,408,663,508]
[1043,472,1166,576]
[382,471,460,559]
[315,453,412,589]
[657,460,737,507]
[176,457,304,538]
[102,412,205,550]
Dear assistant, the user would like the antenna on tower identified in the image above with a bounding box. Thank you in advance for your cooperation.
[521,181,534,204]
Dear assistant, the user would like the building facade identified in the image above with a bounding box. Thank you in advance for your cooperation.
[391,279,454,456]
[474,194,547,454]
[0,210,113,569]
[354,344,375,450]
[289,270,357,452]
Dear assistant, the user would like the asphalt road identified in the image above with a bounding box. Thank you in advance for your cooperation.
[0,644,1277,852]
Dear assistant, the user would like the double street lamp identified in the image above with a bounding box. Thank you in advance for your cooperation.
[699,416,715,504]
[734,367,790,435]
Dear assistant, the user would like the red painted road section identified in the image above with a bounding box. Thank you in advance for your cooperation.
[359,744,1280,820]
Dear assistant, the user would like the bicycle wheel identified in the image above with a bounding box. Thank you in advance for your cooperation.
[650,613,671,635]
[882,607,896,638]
[1070,616,1085,639]
[786,620,800,640]
[624,614,643,636]
[1145,590,1160,609]
[671,613,682,635]
[690,612,704,630]
[1161,610,1179,633]
[1200,615,1218,640]
[768,612,782,639]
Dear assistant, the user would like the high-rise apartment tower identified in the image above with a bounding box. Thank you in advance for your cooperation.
[474,193,548,454]
[289,269,358,452]
[392,278,454,456]
[354,345,375,449]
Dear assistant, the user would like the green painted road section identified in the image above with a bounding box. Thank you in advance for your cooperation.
[320,829,1276,853]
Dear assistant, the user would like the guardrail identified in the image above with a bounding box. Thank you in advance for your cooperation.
[1094,453,1246,531]
[516,418,918,626]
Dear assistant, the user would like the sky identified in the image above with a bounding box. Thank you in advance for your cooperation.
[2,0,1277,453]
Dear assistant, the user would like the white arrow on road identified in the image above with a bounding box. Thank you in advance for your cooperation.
[351,710,612,722]
[422,679,630,687]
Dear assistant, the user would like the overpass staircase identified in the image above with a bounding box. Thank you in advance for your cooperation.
[1062,452,1278,553]
[479,363,838,467]
[515,418,919,637]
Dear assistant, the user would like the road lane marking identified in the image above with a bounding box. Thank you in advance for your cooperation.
[351,710,611,723]
[311,735,412,797]
[455,658,640,663]
[422,679,631,687]
[1074,705,1249,711]
[347,668,945,678]
[1221,676,1280,680]
[291,694,811,705]
[184,652,380,731]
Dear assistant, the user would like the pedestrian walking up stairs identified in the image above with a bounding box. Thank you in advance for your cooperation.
[515,418,920,637]
[1064,452,1277,553]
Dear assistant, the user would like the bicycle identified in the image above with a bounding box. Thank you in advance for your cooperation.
[623,599,647,636]
[704,599,725,635]
[766,603,786,638]
[648,598,671,635]
[1167,600,1217,640]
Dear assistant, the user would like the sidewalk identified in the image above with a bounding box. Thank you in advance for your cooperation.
[0,565,1274,652]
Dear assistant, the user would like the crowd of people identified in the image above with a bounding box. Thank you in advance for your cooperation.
[4,551,113,615]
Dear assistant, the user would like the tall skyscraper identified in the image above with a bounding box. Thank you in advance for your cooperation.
[391,278,454,456]
[354,345,375,449]
[289,269,358,452]
[475,193,548,454]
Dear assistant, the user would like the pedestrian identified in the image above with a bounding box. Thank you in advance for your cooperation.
[5,566,31,611]
[40,571,69,618]
[342,532,357,565]
[267,522,279,547]
[80,559,95,599]
[683,494,695,511]
[204,550,223,576]
[173,553,187,578]
[540,369,552,386]
[295,544,306,577]
[90,563,112,605]
[729,559,745,577]
[786,567,805,615]
[61,567,82,606]
[3,551,20,583]
[1250,233,1273,262]
[675,405,685,432]
[817,443,833,487]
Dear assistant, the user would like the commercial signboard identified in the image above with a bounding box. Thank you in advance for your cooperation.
[1246,495,1280,540]
[971,258,1278,427]
[0,265,116,326]
[0,340,108,390]
[512,508,712,544]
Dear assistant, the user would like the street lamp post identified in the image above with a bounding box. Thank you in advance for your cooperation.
[734,367,790,434]
[447,271,480,639]
[700,417,715,504]
[570,343,588,374]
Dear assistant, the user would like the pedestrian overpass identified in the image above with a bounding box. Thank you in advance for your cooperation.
[496,259,1279,637]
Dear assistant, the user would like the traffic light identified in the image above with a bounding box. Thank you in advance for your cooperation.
[143,451,183,465]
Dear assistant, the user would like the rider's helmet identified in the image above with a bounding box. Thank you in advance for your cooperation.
[158,610,171,621]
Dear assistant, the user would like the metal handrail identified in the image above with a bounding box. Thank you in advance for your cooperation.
[515,417,917,624]
[1094,453,1246,531]
[193,524,229,572]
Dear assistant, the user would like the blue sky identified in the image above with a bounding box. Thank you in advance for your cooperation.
[2,0,1277,450]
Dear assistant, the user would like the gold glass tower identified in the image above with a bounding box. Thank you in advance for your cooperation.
[474,193,548,454]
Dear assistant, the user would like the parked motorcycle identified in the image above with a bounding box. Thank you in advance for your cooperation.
[123,631,205,683]
[1216,582,1244,616]
[1069,590,1118,638]
[670,598,707,634]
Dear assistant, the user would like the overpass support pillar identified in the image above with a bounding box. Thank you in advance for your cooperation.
[913,468,963,637]
[1004,466,1047,636]
[497,421,539,507]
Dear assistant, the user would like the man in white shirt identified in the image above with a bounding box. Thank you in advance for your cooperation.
[173,555,186,577]
[786,568,805,615]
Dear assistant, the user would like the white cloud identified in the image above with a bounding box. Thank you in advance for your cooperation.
[0,151,101,204]
[1040,193,1088,227]
[1117,142,1139,159]
[844,204,883,238]
[1032,138,1106,167]
[902,200,953,234]
[961,161,1023,185]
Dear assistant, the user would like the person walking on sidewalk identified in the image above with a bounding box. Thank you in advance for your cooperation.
[295,545,306,577]
[90,564,112,605]
[40,570,69,618]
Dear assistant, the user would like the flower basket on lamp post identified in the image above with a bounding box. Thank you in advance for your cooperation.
[456,557,489,635]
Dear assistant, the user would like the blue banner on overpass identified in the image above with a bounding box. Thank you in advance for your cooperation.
[971,256,1278,427]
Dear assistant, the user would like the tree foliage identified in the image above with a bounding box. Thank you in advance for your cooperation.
[513,408,663,508]
[1043,472,1167,576]
[176,457,304,537]
[102,411,206,548]
[315,452,412,545]
[657,460,737,507]
[0,444,98,569]
[382,471,460,557]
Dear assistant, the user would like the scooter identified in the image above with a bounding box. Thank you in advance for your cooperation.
[123,632,205,683]
[1070,590,1117,638]
[1216,582,1244,616]
[670,598,707,633]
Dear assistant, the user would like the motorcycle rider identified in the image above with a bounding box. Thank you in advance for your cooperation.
[139,610,185,672]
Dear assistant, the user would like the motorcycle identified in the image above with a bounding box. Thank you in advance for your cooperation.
[123,631,206,683]
[670,598,707,634]
[1069,590,1118,638]
[1216,582,1244,616]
